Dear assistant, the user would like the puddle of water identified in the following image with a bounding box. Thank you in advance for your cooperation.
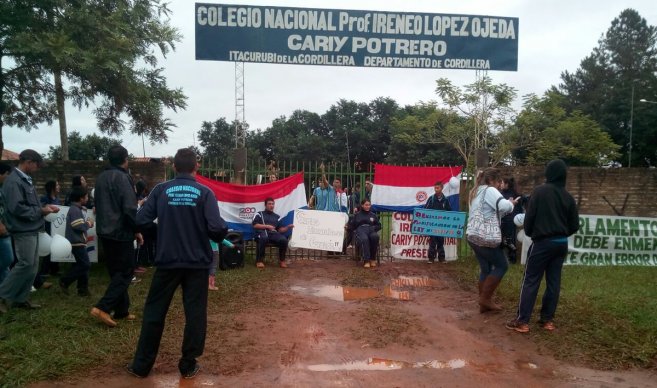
[383,285,411,301]
[390,276,439,288]
[291,285,410,301]
[308,357,467,371]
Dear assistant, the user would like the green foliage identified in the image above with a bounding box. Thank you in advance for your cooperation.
[450,256,657,370]
[557,9,657,167]
[387,101,463,165]
[435,74,517,167]
[0,0,187,159]
[529,112,620,166]
[197,118,239,161]
[505,92,620,166]
[47,131,120,160]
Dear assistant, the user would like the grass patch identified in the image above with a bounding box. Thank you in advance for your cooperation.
[0,253,286,387]
[350,303,427,348]
[448,255,657,370]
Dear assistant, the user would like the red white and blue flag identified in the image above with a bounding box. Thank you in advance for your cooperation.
[196,173,307,240]
[371,164,462,212]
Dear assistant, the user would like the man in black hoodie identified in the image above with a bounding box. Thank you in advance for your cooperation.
[127,148,227,379]
[506,159,579,333]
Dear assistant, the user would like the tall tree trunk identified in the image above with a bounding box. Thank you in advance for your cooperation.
[0,50,5,158]
[54,69,68,160]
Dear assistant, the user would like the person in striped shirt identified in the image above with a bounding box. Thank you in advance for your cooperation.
[60,186,94,297]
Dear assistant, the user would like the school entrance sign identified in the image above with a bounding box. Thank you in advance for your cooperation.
[195,3,519,71]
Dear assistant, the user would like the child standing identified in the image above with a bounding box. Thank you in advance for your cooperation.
[208,239,235,291]
[59,186,93,296]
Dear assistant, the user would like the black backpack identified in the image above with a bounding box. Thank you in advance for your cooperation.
[219,231,245,270]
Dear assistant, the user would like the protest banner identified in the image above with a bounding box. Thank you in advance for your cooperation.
[48,206,98,263]
[566,214,657,266]
[289,209,347,252]
[410,208,466,238]
[391,212,457,261]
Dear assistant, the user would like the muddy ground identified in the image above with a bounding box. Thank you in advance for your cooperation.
[33,259,656,387]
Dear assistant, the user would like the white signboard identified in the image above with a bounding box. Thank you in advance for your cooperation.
[390,212,458,261]
[289,209,347,252]
[48,206,98,263]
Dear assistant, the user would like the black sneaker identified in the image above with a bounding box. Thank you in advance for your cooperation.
[77,289,90,297]
[13,300,41,309]
[427,259,435,264]
[59,281,69,295]
[125,364,147,378]
[181,364,201,379]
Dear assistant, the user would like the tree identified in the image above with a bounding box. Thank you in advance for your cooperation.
[47,131,120,160]
[504,91,620,166]
[557,9,657,167]
[387,102,463,165]
[0,0,57,157]
[434,72,517,168]
[197,118,239,161]
[248,110,330,162]
[4,0,187,160]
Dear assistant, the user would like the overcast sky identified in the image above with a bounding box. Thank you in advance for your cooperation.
[4,0,657,158]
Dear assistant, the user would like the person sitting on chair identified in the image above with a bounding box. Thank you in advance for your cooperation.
[252,198,294,269]
[348,199,381,268]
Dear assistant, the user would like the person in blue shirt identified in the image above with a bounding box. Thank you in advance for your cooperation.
[252,198,294,268]
[127,148,227,379]
[424,181,452,264]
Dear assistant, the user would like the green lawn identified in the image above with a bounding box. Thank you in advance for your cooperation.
[448,253,657,370]
[1,253,655,386]
[0,257,285,387]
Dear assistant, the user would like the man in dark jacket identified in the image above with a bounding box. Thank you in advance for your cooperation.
[424,181,452,263]
[127,148,227,379]
[506,159,579,334]
[252,198,294,268]
[91,145,142,327]
[0,150,59,313]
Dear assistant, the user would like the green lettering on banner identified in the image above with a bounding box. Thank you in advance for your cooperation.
[569,214,657,266]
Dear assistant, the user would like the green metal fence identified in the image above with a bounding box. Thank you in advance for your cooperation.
[194,157,470,263]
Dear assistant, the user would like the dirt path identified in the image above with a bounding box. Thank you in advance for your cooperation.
[33,259,655,387]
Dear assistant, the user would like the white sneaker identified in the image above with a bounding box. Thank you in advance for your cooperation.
[31,286,37,293]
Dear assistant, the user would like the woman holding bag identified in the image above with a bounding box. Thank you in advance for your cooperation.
[466,168,519,313]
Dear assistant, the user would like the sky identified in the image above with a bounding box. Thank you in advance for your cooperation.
[4,0,657,158]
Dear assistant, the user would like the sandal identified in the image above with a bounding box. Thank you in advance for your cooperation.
[542,321,556,331]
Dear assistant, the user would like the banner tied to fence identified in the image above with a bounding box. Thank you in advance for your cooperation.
[391,212,458,261]
[567,214,657,266]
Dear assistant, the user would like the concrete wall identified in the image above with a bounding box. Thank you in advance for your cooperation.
[498,166,657,217]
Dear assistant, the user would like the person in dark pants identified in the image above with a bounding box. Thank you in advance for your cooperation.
[38,180,61,278]
[349,199,381,268]
[0,150,59,313]
[500,177,523,264]
[506,160,579,333]
[424,181,452,263]
[91,145,142,327]
[127,148,228,379]
[59,186,93,296]
[252,198,294,268]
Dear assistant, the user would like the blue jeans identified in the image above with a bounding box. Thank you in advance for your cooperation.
[514,239,568,324]
[0,236,14,284]
[468,241,509,281]
[0,234,39,303]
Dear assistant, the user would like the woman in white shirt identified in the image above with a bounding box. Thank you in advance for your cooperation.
[466,168,519,313]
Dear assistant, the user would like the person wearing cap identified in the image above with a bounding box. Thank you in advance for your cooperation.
[0,150,59,313]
